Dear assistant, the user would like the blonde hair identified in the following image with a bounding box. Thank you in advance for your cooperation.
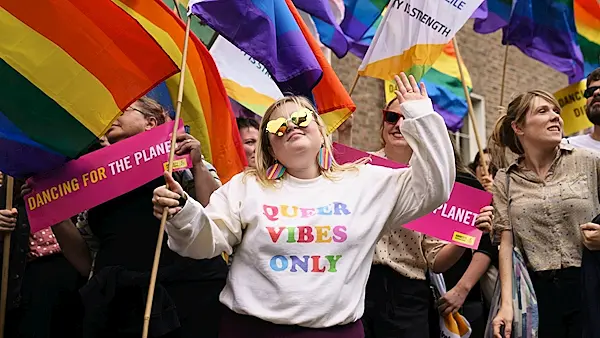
[489,90,560,169]
[245,96,359,187]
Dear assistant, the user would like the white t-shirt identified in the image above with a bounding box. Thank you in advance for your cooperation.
[165,99,456,328]
[564,134,600,152]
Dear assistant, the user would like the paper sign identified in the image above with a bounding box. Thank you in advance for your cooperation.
[25,120,192,233]
[555,80,591,136]
[333,142,491,249]
[384,80,398,104]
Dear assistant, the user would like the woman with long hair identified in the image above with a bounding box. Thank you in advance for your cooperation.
[489,90,600,338]
[151,73,455,337]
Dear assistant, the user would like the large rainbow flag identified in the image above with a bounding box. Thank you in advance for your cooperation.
[358,0,483,81]
[340,0,389,41]
[0,0,178,178]
[473,0,513,34]
[574,0,600,77]
[294,0,349,58]
[115,0,246,183]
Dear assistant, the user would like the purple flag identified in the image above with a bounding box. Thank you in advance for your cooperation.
[503,0,584,83]
[189,0,323,96]
[473,0,513,34]
[293,0,350,58]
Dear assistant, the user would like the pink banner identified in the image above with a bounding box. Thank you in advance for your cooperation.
[25,120,192,233]
[333,143,492,249]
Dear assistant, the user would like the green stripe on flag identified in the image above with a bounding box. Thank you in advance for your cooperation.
[0,59,97,158]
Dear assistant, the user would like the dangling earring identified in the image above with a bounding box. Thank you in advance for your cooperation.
[266,160,286,179]
[318,145,333,170]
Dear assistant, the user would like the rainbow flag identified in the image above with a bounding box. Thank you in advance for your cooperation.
[189,0,323,97]
[0,0,178,178]
[286,0,356,132]
[473,0,513,34]
[502,0,584,84]
[340,0,389,41]
[115,0,246,183]
[422,42,473,131]
[574,0,600,77]
[359,0,483,82]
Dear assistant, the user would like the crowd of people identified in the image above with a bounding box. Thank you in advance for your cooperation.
[0,69,600,338]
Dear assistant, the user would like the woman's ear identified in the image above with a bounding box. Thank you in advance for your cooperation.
[511,121,524,136]
[145,116,158,130]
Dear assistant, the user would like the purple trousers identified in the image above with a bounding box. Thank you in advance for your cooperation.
[219,307,365,338]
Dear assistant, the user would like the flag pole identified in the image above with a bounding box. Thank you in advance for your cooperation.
[142,15,192,338]
[499,45,509,109]
[452,37,489,176]
[0,176,14,338]
[348,73,360,96]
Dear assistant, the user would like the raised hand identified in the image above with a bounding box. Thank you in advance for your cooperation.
[393,72,428,104]
[474,206,494,233]
[175,132,203,166]
[152,172,185,220]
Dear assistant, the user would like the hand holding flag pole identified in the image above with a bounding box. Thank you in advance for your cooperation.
[0,175,14,338]
[142,15,192,338]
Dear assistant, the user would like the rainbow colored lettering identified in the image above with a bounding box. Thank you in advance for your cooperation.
[263,203,350,273]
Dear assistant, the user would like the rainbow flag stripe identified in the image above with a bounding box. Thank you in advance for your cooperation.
[422,42,473,131]
[340,0,389,41]
[116,0,246,183]
[0,0,178,178]
[574,0,600,77]
[473,0,513,34]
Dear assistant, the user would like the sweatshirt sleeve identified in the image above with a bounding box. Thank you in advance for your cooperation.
[384,98,456,228]
[164,175,244,260]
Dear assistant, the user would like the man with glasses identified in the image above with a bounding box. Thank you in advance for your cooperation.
[565,68,600,151]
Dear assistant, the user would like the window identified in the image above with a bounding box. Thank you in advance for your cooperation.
[451,93,486,165]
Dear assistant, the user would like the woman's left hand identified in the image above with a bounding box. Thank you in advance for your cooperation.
[393,72,428,104]
[475,206,494,233]
[175,132,203,165]
[581,223,600,251]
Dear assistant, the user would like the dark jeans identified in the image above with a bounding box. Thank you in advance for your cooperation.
[219,307,364,338]
[529,267,581,338]
[362,265,430,338]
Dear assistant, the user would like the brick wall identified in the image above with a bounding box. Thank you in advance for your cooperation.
[331,21,569,153]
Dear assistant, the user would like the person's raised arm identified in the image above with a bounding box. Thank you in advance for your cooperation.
[385,73,456,226]
[154,172,243,260]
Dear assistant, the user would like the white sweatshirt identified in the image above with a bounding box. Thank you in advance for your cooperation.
[165,99,455,328]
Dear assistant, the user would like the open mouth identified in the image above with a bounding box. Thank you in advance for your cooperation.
[391,131,404,139]
[547,126,561,132]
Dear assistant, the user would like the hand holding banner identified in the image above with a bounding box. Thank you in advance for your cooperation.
[25,120,192,233]
[333,142,492,249]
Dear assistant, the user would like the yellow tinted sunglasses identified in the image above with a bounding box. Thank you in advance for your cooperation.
[265,108,314,137]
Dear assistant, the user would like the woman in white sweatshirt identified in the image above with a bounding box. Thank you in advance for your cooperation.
[151,73,456,338]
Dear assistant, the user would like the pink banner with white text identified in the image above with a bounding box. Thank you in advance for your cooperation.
[25,120,192,233]
[333,142,492,249]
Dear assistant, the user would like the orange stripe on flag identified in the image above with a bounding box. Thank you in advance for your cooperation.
[285,0,356,134]
[2,0,177,109]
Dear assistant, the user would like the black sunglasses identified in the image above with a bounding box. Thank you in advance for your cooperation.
[382,110,403,124]
[584,86,600,99]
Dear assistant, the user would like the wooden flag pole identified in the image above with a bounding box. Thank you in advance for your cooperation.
[0,176,14,338]
[142,15,192,338]
[452,37,489,176]
[348,73,360,96]
[499,45,509,109]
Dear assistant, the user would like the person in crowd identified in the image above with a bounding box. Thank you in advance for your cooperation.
[468,148,497,192]
[236,117,259,168]
[151,73,455,337]
[436,135,495,338]
[489,90,600,338]
[53,96,227,338]
[565,68,600,151]
[358,97,490,338]
[0,176,84,338]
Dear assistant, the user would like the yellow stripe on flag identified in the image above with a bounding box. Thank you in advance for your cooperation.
[114,0,213,162]
[222,79,276,116]
[0,7,120,136]
[359,43,447,81]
